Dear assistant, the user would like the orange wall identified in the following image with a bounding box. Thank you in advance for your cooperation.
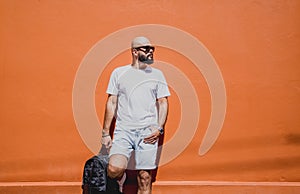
[1,0,299,183]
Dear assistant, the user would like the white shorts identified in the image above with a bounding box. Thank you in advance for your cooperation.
[109,127,158,170]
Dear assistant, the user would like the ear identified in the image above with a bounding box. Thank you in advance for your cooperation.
[132,48,138,57]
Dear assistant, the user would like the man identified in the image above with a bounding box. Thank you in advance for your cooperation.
[101,36,170,194]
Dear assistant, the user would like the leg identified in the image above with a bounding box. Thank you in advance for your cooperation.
[137,170,152,194]
[107,154,128,179]
[135,127,158,194]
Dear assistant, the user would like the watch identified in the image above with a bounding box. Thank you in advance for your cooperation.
[158,127,164,135]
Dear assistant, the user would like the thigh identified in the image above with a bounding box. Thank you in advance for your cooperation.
[135,127,158,170]
[109,128,133,160]
[109,154,128,169]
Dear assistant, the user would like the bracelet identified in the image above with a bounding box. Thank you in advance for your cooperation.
[102,134,110,137]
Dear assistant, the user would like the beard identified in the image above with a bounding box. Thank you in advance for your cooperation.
[138,54,154,64]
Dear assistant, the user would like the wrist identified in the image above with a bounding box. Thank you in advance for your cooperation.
[102,129,110,135]
[157,127,164,135]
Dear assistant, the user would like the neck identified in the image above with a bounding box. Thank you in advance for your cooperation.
[131,61,148,69]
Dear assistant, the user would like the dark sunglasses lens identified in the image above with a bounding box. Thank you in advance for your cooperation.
[146,46,155,52]
[137,46,155,52]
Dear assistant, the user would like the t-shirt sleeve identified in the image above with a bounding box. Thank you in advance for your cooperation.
[106,69,119,95]
[156,72,170,99]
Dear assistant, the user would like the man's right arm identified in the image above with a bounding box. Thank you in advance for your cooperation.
[101,94,117,148]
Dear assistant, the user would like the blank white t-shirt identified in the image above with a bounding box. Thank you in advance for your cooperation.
[106,65,170,129]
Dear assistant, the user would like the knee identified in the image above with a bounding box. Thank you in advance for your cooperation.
[107,164,124,179]
[138,170,151,186]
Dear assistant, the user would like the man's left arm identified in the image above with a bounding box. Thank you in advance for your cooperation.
[157,97,168,129]
[143,97,168,144]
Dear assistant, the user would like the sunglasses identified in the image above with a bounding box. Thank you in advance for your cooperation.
[134,46,155,53]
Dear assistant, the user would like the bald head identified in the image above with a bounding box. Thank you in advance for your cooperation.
[131,36,152,48]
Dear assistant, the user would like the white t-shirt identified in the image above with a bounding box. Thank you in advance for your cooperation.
[106,65,170,129]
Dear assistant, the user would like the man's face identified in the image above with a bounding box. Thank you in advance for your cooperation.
[136,46,155,64]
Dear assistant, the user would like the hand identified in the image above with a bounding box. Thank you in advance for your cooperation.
[143,126,160,144]
[101,135,112,149]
